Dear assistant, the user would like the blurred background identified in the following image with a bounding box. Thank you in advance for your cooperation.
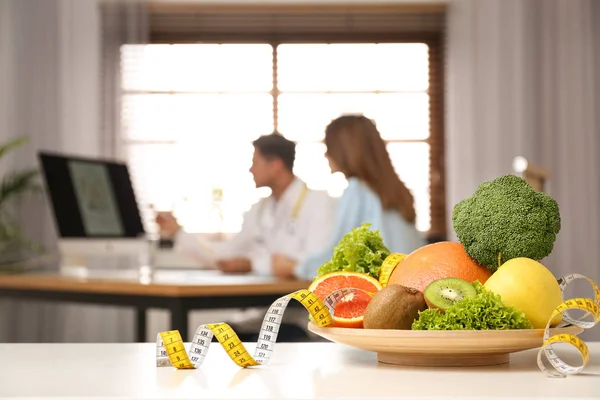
[0,0,598,342]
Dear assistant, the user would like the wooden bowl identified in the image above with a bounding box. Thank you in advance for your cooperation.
[307,322,583,367]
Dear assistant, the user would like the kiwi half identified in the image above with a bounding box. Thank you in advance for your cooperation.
[423,278,476,310]
[363,284,428,330]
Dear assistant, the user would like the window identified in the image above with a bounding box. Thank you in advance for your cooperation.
[120,42,437,235]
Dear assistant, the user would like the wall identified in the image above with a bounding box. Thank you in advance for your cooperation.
[446,0,600,340]
[0,0,124,342]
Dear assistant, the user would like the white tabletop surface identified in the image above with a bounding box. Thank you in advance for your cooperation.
[0,342,598,399]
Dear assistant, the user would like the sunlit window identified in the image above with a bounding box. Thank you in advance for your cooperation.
[120,42,431,234]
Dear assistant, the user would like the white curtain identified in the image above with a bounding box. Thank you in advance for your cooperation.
[446,0,600,340]
[100,0,149,159]
[0,0,148,342]
[0,0,72,342]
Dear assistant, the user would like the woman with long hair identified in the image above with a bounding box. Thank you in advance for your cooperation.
[272,114,425,280]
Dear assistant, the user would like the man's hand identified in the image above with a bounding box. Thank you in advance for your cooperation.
[217,258,252,274]
[155,211,181,238]
[271,254,297,279]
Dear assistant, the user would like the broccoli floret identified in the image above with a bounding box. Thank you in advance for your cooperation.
[452,174,561,271]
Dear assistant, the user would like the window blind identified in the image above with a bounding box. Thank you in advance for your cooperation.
[108,2,448,240]
[147,3,446,43]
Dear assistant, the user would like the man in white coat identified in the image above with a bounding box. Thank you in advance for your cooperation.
[156,133,335,340]
[156,133,335,276]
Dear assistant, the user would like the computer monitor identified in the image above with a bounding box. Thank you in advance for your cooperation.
[38,152,149,264]
[38,151,200,269]
[39,152,145,238]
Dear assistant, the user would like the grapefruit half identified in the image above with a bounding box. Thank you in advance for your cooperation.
[308,271,382,328]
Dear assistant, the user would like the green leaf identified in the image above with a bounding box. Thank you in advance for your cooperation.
[0,169,40,207]
[316,223,390,280]
[0,137,29,160]
[0,137,47,272]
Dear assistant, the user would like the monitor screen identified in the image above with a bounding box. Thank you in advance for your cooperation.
[38,152,146,238]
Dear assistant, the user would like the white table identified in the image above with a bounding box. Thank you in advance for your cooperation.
[1,343,598,399]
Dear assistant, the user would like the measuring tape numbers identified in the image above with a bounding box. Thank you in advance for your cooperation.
[537,273,600,378]
[156,286,370,369]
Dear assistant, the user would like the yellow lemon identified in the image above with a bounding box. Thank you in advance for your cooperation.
[483,257,562,329]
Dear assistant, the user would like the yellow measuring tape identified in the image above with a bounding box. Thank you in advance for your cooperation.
[155,253,405,369]
[378,253,406,287]
[156,287,363,369]
[536,273,600,378]
[156,254,599,378]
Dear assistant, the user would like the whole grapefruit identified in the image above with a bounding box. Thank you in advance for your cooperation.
[387,241,492,292]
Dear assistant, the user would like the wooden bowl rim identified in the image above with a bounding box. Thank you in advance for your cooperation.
[307,321,584,338]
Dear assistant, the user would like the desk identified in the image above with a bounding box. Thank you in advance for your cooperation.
[0,268,311,342]
[0,342,598,399]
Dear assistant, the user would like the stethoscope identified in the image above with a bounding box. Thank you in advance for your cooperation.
[255,184,309,243]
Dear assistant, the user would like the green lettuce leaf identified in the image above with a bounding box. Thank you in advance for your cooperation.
[411,281,533,330]
[316,223,390,280]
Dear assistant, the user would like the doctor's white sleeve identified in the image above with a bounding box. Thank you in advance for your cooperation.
[173,202,262,267]
[172,230,219,268]
[246,246,272,276]
[211,202,272,276]
[210,202,261,258]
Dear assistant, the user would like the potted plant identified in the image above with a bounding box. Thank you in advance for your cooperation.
[0,137,46,274]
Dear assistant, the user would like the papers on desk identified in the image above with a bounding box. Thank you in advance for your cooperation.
[192,235,219,267]
[154,232,219,270]
[152,249,208,269]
